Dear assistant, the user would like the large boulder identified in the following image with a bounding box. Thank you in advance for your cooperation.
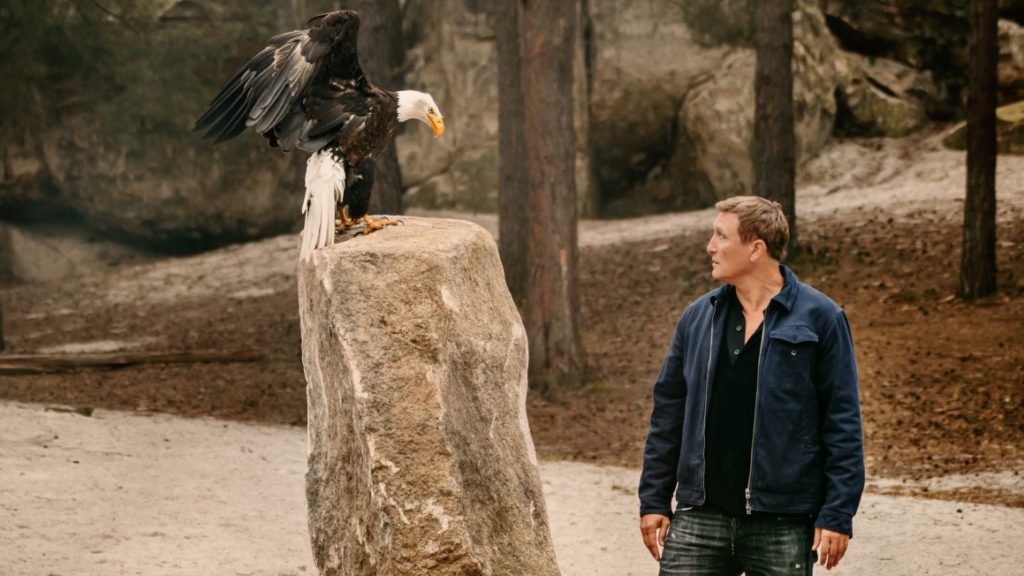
[942,99,1024,155]
[297,217,559,576]
[0,1,313,250]
[821,0,966,69]
[620,2,844,208]
[835,53,943,137]
[586,0,730,214]
[39,116,304,250]
[999,18,1024,104]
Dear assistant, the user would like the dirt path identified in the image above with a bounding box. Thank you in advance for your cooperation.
[2,401,1021,576]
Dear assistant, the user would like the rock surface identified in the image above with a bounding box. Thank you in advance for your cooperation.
[943,99,1024,155]
[41,117,305,249]
[398,0,594,216]
[585,0,729,213]
[836,53,941,137]
[297,217,559,576]
[0,222,157,285]
[821,0,966,70]
[0,1,315,249]
[649,2,844,206]
[999,18,1024,104]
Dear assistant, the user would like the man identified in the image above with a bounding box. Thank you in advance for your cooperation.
[639,196,863,575]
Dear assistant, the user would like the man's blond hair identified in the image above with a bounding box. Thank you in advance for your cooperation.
[714,195,790,261]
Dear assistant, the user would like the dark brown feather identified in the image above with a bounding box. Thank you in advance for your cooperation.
[193,10,398,160]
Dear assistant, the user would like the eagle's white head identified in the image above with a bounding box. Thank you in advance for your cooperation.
[397,90,445,139]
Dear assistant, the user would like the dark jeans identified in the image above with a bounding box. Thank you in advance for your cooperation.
[659,506,816,576]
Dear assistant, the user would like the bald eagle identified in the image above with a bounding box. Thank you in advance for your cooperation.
[193,10,444,259]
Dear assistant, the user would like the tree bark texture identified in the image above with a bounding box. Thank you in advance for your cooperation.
[350,0,406,215]
[961,0,999,298]
[497,0,529,306]
[753,0,797,250]
[521,0,586,391]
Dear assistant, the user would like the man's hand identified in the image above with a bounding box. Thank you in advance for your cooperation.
[813,527,850,570]
[640,513,671,561]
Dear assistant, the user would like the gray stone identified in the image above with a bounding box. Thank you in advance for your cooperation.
[298,217,559,576]
[1000,19,1024,104]
[942,99,1024,155]
[398,0,596,216]
[0,1,315,249]
[39,116,304,249]
[0,222,158,285]
[658,2,844,205]
[836,53,940,137]
[821,0,964,69]
[586,0,730,213]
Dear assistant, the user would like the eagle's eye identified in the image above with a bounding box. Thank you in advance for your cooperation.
[428,107,435,115]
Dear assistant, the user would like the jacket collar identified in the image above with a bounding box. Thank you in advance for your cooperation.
[709,265,799,312]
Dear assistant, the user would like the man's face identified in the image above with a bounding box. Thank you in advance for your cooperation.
[706,212,756,283]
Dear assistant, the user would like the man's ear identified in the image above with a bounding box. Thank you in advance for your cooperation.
[749,239,766,262]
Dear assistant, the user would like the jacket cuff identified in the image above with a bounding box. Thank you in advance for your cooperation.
[814,509,853,538]
[639,502,674,519]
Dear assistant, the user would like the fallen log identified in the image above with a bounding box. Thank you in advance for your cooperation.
[0,350,266,375]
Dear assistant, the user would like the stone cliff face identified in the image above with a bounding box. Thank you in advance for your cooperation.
[0,1,321,252]
[397,0,1024,217]
[4,0,1024,266]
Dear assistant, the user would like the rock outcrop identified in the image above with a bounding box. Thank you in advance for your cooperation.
[297,217,559,576]
[943,99,1024,154]
[999,18,1024,104]
[835,53,942,137]
[585,0,730,214]
[821,0,964,69]
[0,222,157,285]
[625,2,844,209]
[40,117,305,249]
[0,1,314,250]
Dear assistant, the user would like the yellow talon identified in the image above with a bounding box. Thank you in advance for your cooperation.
[361,215,399,235]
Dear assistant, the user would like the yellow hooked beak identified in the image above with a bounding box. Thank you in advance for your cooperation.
[428,113,445,139]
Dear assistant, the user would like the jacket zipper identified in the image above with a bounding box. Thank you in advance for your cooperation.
[745,305,769,515]
[699,299,718,504]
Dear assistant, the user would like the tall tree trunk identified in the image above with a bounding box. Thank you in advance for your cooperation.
[499,0,586,391]
[350,0,406,215]
[961,0,998,298]
[497,0,528,306]
[0,299,5,352]
[521,0,586,392]
[753,0,797,251]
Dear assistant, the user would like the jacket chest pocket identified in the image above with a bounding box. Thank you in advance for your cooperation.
[766,325,818,388]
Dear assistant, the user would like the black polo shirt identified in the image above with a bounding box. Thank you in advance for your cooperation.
[704,293,762,517]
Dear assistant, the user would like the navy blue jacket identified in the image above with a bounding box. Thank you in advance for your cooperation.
[639,266,864,536]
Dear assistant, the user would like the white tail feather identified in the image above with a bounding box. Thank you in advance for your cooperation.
[300,150,346,260]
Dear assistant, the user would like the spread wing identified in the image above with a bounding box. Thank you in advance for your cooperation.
[193,10,366,147]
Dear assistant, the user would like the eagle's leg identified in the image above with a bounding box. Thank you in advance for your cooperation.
[335,206,355,233]
[361,215,400,235]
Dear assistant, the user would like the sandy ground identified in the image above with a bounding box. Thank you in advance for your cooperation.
[2,401,1022,576]
[3,133,1024,575]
